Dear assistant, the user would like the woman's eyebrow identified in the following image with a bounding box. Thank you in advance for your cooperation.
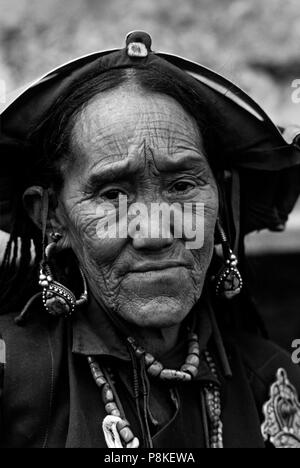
[84,152,206,190]
[85,172,131,191]
[85,159,138,189]
[159,153,207,170]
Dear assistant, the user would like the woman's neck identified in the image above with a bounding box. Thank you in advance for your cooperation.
[88,290,184,358]
[131,324,181,357]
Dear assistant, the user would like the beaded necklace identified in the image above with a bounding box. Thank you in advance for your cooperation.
[87,333,223,448]
[127,331,200,381]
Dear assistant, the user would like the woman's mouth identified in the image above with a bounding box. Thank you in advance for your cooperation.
[127,260,191,274]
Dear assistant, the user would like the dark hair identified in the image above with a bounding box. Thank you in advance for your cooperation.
[0,64,218,314]
[30,66,218,191]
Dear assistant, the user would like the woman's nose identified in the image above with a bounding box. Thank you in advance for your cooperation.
[128,204,174,251]
[132,235,173,251]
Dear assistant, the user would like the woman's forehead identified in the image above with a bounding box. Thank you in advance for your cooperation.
[71,88,204,170]
[73,87,201,144]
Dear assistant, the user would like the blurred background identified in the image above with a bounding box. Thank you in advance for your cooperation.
[0,0,299,349]
[1,0,300,124]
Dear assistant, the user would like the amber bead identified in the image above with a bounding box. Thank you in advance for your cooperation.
[188,343,200,356]
[101,382,109,393]
[95,375,107,388]
[117,419,130,432]
[89,363,100,372]
[188,333,198,342]
[105,402,118,414]
[119,427,134,443]
[147,360,163,377]
[102,384,114,404]
[181,363,198,378]
[160,369,178,380]
[135,346,145,359]
[92,367,104,379]
[186,354,200,367]
[144,353,155,367]
[177,371,192,382]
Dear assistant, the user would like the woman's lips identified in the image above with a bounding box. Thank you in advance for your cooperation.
[120,260,192,293]
[127,260,191,274]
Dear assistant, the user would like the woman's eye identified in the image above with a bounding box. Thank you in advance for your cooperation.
[171,181,195,193]
[101,189,125,200]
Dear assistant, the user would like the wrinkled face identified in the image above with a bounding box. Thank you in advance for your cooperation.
[57,86,219,328]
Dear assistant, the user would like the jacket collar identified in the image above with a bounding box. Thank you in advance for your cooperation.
[71,293,219,385]
[72,294,130,361]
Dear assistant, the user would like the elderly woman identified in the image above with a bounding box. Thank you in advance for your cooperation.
[0,31,300,449]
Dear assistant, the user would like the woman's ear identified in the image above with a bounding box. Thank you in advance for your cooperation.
[23,186,70,248]
[23,186,45,230]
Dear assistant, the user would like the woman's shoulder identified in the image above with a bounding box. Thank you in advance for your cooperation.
[0,309,65,373]
[0,310,67,447]
[228,331,300,386]
[0,309,50,347]
[227,332,300,447]
[226,330,300,419]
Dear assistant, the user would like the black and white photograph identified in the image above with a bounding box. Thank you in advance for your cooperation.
[0,0,300,451]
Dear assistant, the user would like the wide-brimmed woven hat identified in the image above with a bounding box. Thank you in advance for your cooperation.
[0,31,299,236]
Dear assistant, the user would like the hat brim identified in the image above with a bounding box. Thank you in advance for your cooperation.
[0,47,299,234]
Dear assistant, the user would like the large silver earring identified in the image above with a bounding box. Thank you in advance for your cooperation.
[39,233,88,317]
[214,221,243,299]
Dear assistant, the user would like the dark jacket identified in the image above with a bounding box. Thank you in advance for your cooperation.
[0,302,300,448]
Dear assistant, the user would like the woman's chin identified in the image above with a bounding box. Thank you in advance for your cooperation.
[115,296,195,329]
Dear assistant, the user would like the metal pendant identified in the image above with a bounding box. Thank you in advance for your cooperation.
[215,250,243,300]
[42,280,76,317]
[261,368,300,448]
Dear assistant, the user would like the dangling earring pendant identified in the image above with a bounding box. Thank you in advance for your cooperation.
[39,235,88,317]
[215,248,243,299]
[214,221,243,299]
[39,265,78,317]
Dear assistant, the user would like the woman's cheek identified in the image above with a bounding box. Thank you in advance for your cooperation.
[66,207,126,264]
[180,186,218,249]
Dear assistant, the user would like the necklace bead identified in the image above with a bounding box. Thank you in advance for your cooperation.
[147,360,164,377]
[88,357,139,448]
[144,353,155,366]
[102,384,114,404]
[117,419,130,431]
[181,363,199,378]
[95,375,107,388]
[128,331,201,383]
[188,333,198,341]
[203,352,223,449]
[186,354,200,367]
[105,401,118,413]
[160,369,191,381]
[188,344,200,356]
[119,426,134,443]
[88,336,223,448]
